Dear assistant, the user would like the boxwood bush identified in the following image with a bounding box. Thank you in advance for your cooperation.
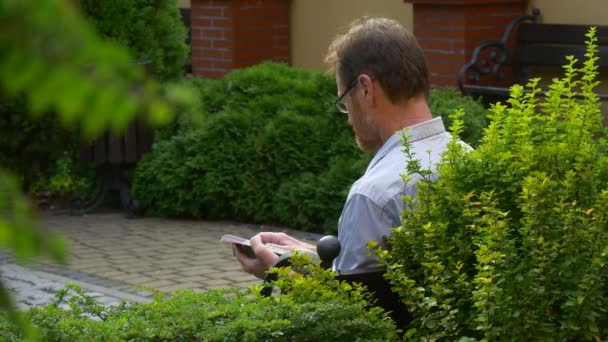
[378,29,608,340]
[0,259,399,341]
[132,62,487,234]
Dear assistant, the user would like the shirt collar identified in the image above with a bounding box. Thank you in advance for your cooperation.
[366,117,447,173]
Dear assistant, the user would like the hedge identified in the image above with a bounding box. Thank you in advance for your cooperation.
[0,259,399,341]
[133,62,487,234]
[378,28,608,340]
[76,0,188,81]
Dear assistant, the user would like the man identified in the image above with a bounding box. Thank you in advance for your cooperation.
[236,17,454,279]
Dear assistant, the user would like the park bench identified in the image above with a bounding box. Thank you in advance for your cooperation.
[458,8,608,105]
[71,61,154,218]
[72,121,153,218]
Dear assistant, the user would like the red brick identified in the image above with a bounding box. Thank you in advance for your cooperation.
[212,18,235,28]
[233,39,276,49]
[464,4,526,16]
[271,16,289,26]
[425,51,468,65]
[430,74,459,87]
[191,0,292,76]
[418,38,466,53]
[193,28,225,39]
[411,0,526,87]
[212,60,240,69]
[464,15,517,27]
[231,59,262,68]
[191,36,212,48]
[263,48,289,58]
[429,63,462,75]
[415,27,466,40]
[416,23,468,32]
[274,37,289,47]
[191,7,224,17]
[233,17,277,29]
[191,17,212,27]
[236,0,288,6]
[465,29,507,44]
[233,28,280,39]
[213,40,235,49]
[414,5,464,17]
[192,48,227,60]
[232,48,264,59]
[191,58,208,69]
[233,6,288,17]
[415,15,465,27]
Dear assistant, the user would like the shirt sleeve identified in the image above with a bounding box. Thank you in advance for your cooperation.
[333,193,401,271]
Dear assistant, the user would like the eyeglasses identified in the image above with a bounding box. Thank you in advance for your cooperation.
[334,79,358,114]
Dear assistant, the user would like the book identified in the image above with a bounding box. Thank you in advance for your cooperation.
[220,234,288,257]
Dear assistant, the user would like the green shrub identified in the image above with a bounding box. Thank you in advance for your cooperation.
[0,259,398,341]
[133,63,487,234]
[428,88,488,147]
[378,28,608,340]
[133,63,368,234]
[77,0,188,81]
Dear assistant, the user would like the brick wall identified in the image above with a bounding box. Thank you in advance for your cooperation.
[407,0,528,87]
[190,0,290,79]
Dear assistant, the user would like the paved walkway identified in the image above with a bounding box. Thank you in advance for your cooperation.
[1,211,322,304]
[1,263,149,309]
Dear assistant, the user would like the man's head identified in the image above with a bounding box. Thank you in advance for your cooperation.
[326,17,430,152]
[326,17,429,103]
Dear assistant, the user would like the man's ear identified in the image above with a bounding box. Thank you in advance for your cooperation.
[357,74,375,103]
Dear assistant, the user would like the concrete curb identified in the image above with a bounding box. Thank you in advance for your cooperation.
[22,265,153,304]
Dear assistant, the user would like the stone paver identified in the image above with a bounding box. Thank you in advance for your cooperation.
[2,212,322,300]
[0,263,151,309]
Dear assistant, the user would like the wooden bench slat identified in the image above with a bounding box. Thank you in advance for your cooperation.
[125,123,138,163]
[108,132,123,163]
[517,45,608,66]
[93,134,107,165]
[518,23,608,45]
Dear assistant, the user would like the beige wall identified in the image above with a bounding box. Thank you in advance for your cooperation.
[290,0,412,72]
[528,0,608,26]
[180,0,608,73]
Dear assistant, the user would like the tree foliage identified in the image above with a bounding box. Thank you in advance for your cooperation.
[0,0,189,194]
[0,0,196,334]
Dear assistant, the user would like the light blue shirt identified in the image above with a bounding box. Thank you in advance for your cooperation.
[334,117,452,271]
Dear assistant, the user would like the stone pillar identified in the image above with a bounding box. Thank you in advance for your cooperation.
[190,0,290,79]
[405,0,528,87]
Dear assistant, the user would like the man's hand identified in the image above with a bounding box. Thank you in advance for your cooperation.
[235,232,317,279]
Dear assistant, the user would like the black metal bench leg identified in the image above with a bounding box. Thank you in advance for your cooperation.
[70,164,142,218]
[70,165,111,216]
[117,165,141,219]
